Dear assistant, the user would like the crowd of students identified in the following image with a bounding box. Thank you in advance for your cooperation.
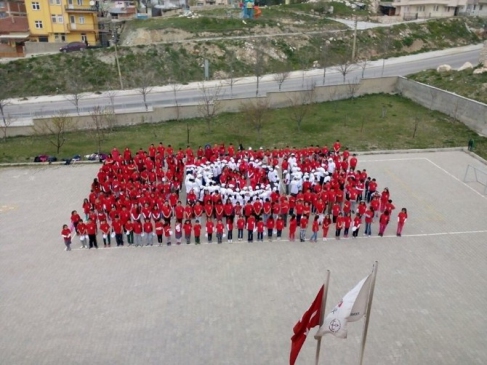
[61,142,408,251]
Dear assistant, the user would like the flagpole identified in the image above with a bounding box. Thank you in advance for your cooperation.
[314,270,330,365]
[359,261,378,365]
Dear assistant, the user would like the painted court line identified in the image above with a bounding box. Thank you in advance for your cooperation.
[69,229,487,251]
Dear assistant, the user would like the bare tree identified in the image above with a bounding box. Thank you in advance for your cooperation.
[132,60,162,111]
[346,78,361,101]
[381,29,391,77]
[88,106,112,154]
[239,98,271,133]
[329,86,339,113]
[298,48,311,87]
[333,57,357,83]
[0,113,15,142]
[287,81,316,132]
[65,71,86,115]
[320,36,330,86]
[253,39,267,96]
[412,115,421,138]
[105,85,118,113]
[32,112,74,154]
[224,50,241,98]
[197,82,224,133]
[272,66,291,91]
[358,58,371,79]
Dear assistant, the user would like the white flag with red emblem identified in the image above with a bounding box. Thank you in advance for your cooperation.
[315,274,372,339]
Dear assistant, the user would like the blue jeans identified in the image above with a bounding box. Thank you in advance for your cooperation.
[365,223,372,235]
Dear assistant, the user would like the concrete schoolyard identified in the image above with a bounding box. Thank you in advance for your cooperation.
[0,150,486,365]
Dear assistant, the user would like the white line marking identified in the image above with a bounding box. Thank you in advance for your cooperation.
[359,158,428,163]
[69,229,487,251]
[425,158,487,200]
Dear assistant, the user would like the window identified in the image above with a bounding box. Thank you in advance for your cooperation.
[417,5,425,11]
[79,16,85,24]
[480,5,483,10]
[433,5,439,11]
[77,0,82,5]
[38,36,48,42]
[54,33,66,42]
[32,1,40,10]
[50,0,61,4]
[473,4,477,10]
[34,20,43,28]
[51,15,64,23]
[81,33,87,42]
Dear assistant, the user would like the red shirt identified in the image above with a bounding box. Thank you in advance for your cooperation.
[266,218,275,230]
[112,219,123,234]
[155,221,164,235]
[300,217,308,229]
[289,219,297,233]
[276,218,284,231]
[398,212,408,223]
[246,216,256,230]
[61,228,71,240]
[257,221,264,233]
[237,217,245,230]
[206,221,214,234]
[100,221,110,234]
[143,221,153,233]
[86,221,97,235]
[216,222,224,234]
[193,223,202,236]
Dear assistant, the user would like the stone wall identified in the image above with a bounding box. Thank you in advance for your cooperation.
[24,41,68,54]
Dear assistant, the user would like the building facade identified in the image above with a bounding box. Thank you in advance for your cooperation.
[26,0,98,44]
[393,0,487,19]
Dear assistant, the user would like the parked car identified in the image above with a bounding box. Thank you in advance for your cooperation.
[59,42,86,53]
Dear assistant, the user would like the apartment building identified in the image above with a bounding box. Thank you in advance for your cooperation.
[26,0,99,44]
[0,0,27,17]
[393,0,487,19]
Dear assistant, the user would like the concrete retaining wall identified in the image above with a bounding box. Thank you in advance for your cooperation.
[6,76,485,137]
[396,77,487,136]
[24,41,68,54]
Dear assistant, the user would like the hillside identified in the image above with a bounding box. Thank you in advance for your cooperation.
[0,11,485,99]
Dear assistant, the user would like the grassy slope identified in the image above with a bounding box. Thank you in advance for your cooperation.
[0,16,484,99]
[1,94,485,162]
[408,68,487,104]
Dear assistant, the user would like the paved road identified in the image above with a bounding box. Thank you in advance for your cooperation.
[5,44,482,120]
[1,150,487,364]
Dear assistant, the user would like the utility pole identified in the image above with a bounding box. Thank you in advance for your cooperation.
[114,43,123,90]
[352,14,358,61]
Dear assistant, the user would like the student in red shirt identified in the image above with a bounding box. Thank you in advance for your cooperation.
[343,212,352,238]
[276,215,284,240]
[226,218,234,243]
[266,216,275,242]
[206,218,214,244]
[164,223,172,246]
[193,220,202,244]
[133,220,143,247]
[155,220,164,245]
[364,207,374,236]
[310,215,319,242]
[236,215,245,241]
[299,214,308,242]
[256,218,265,242]
[143,220,154,246]
[183,219,192,244]
[61,224,72,251]
[352,214,361,238]
[378,210,390,237]
[335,212,344,240]
[100,219,111,247]
[247,215,256,242]
[289,214,297,242]
[322,214,331,241]
[86,218,98,249]
[396,208,408,237]
[77,221,88,249]
[70,210,82,234]
[112,216,124,247]
[216,219,224,244]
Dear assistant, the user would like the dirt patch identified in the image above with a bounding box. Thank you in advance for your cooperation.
[122,28,193,46]
[405,39,425,53]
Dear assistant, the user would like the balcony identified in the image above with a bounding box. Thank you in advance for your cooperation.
[67,22,97,31]
[65,5,97,12]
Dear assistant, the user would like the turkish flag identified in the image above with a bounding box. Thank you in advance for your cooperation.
[290,285,324,365]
